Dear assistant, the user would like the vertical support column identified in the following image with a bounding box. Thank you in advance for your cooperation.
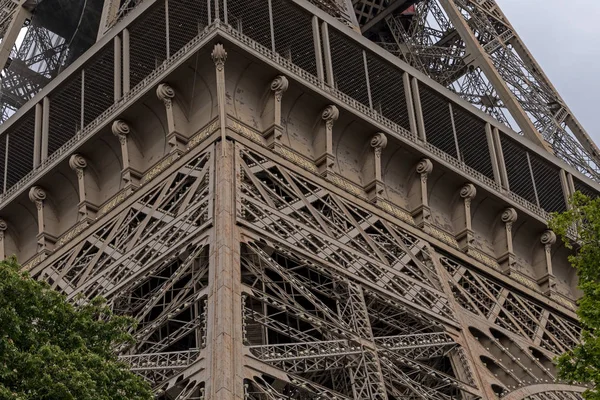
[537,230,557,295]
[123,28,131,95]
[363,51,373,109]
[320,22,334,87]
[496,207,517,273]
[455,183,476,252]
[363,133,387,203]
[261,75,288,149]
[566,172,576,198]
[485,123,502,185]
[205,44,243,400]
[268,0,276,53]
[206,141,243,400]
[313,105,338,176]
[34,103,42,168]
[410,78,426,141]
[0,219,7,260]
[402,73,417,136]
[112,120,142,190]
[448,103,461,161]
[559,169,572,209]
[212,44,228,155]
[41,97,50,162]
[338,281,387,399]
[492,126,509,190]
[81,70,86,130]
[206,43,243,399]
[312,16,324,83]
[526,152,541,207]
[69,154,95,220]
[157,82,188,153]
[3,134,8,193]
[29,186,56,252]
[114,34,122,101]
[165,0,170,57]
[410,158,433,228]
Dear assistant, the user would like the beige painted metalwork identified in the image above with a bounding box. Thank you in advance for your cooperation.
[0,0,597,399]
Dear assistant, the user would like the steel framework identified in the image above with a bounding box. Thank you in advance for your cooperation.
[0,0,596,399]
[353,0,600,180]
[0,0,598,178]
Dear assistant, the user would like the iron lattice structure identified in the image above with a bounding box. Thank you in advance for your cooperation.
[0,0,597,399]
[1,0,599,181]
[352,0,600,180]
[27,138,586,399]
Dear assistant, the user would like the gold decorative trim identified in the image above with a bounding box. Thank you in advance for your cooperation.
[229,120,263,143]
[428,226,459,248]
[274,147,318,174]
[468,248,500,270]
[553,295,576,311]
[510,272,539,291]
[377,201,415,225]
[56,222,90,248]
[143,153,178,185]
[98,191,129,216]
[187,120,219,150]
[23,253,45,271]
[326,174,363,197]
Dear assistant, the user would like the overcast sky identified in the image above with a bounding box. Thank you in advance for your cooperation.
[498,0,600,144]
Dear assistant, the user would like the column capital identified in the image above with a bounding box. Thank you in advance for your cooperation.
[541,230,557,246]
[29,186,46,209]
[459,183,477,201]
[211,43,227,70]
[112,119,130,144]
[416,158,433,176]
[501,207,518,225]
[321,105,339,128]
[370,132,387,156]
[156,82,175,105]
[69,154,87,178]
[270,75,289,101]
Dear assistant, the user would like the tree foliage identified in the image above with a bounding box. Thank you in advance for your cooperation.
[550,192,600,399]
[0,258,153,400]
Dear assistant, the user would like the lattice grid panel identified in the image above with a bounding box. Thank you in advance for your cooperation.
[330,28,370,107]
[500,135,538,206]
[574,177,599,199]
[169,0,210,56]
[128,1,167,88]
[271,0,318,77]
[83,45,114,126]
[48,72,82,155]
[366,52,411,132]
[419,84,457,158]
[5,109,35,190]
[530,153,567,212]
[453,104,494,179]
[227,0,272,50]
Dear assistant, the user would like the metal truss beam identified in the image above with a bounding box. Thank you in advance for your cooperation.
[358,0,600,180]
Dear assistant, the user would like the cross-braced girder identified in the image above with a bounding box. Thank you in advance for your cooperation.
[356,0,600,180]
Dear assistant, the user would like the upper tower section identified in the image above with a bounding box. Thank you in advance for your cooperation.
[354,0,600,180]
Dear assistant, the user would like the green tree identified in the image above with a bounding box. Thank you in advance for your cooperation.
[550,192,600,399]
[0,257,152,400]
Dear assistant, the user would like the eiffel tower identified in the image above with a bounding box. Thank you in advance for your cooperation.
[0,0,596,399]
